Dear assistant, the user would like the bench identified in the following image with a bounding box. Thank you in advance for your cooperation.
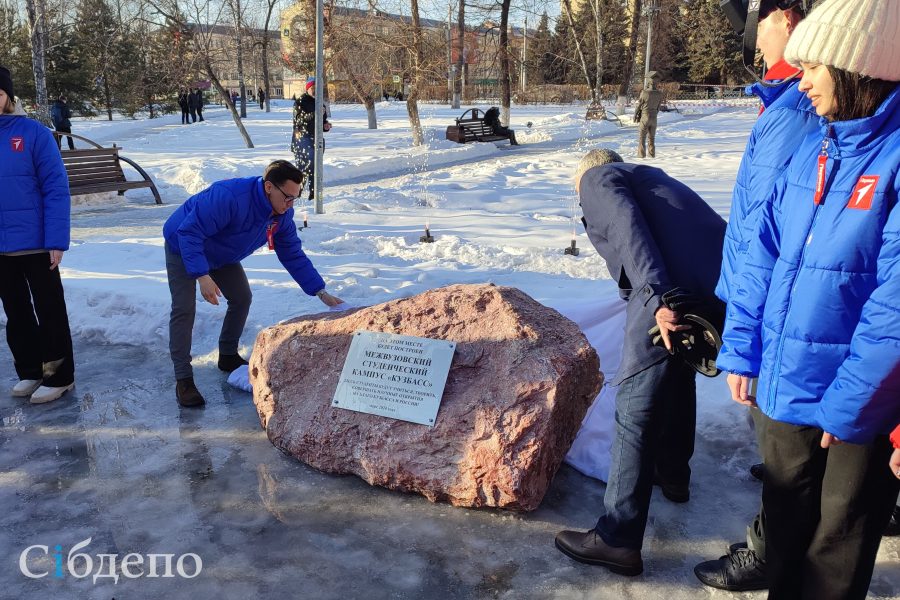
[54,132,162,204]
[585,103,622,125]
[445,108,518,145]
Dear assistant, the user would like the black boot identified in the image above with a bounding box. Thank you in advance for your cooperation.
[653,471,690,503]
[217,353,248,373]
[176,378,205,408]
[694,542,767,591]
[750,463,765,481]
[554,529,643,576]
[885,505,900,536]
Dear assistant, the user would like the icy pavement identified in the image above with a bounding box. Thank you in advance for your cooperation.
[2,340,899,599]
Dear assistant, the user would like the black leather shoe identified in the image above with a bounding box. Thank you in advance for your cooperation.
[750,463,765,481]
[653,473,690,503]
[554,529,643,576]
[217,353,248,373]
[694,543,767,591]
[176,378,205,408]
[885,505,900,536]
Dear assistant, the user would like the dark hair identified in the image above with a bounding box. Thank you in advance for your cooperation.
[263,160,303,185]
[827,67,898,122]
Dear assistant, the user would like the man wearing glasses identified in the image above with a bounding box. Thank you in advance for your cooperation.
[163,160,343,407]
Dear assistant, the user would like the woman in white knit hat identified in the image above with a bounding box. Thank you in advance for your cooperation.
[715,0,900,597]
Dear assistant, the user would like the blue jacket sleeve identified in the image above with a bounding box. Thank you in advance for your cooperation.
[274,211,326,295]
[581,167,671,307]
[34,126,71,250]
[717,177,786,377]
[175,186,237,278]
[816,188,900,443]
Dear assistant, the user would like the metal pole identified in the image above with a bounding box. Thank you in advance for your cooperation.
[314,0,324,214]
[523,16,528,93]
[643,0,657,86]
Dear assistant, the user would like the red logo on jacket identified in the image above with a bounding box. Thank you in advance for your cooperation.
[10,136,24,152]
[847,175,879,210]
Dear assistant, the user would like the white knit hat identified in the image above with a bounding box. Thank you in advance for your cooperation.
[785,0,900,81]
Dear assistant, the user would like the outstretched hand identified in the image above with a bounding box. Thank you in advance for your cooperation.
[198,275,222,305]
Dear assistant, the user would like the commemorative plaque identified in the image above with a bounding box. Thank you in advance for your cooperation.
[332,331,456,426]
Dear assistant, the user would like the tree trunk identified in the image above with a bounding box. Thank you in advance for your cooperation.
[104,75,113,121]
[261,0,277,112]
[339,57,377,129]
[407,0,424,146]
[205,56,254,148]
[452,0,464,109]
[562,0,596,104]
[498,0,511,126]
[233,0,247,118]
[590,0,604,100]
[617,0,642,99]
[24,0,50,125]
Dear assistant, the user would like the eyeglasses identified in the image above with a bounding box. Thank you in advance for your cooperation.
[270,181,298,203]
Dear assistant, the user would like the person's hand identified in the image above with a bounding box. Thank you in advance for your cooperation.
[198,275,221,305]
[654,306,690,352]
[49,250,64,270]
[727,373,757,407]
[890,448,900,479]
[323,122,332,132]
[317,291,343,307]
[820,432,842,449]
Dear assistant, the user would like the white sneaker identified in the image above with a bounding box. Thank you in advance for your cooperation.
[11,379,42,397]
[29,383,74,404]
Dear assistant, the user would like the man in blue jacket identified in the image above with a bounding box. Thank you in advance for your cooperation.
[694,1,820,591]
[555,149,726,576]
[163,160,342,407]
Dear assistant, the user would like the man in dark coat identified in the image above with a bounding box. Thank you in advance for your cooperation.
[50,95,74,150]
[555,149,726,577]
[292,78,331,200]
[178,90,189,124]
[258,87,265,110]
[187,89,199,123]
[193,89,204,122]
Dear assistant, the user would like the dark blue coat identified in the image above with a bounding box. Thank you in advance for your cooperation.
[718,85,900,444]
[163,177,326,295]
[579,163,726,383]
[0,111,71,252]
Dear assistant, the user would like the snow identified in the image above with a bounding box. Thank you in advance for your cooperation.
[3,98,898,598]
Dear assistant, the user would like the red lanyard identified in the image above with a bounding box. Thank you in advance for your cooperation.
[266,221,279,250]
[813,134,831,206]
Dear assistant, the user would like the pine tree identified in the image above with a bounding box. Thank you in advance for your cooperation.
[525,12,552,85]
[681,0,743,84]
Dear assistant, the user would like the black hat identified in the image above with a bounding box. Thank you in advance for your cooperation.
[0,66,13,101]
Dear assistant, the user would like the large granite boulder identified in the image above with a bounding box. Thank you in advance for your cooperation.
[250,283,602,511]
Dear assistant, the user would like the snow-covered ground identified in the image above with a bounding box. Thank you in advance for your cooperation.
[3,99,898,598]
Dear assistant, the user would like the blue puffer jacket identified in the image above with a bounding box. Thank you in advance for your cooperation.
[163,177,326,295]
[715,77,819,303]
[718,85,900,444]
[0,109,71,252]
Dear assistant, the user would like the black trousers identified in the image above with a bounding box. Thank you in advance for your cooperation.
[0,253,75,386]
[759,413,898,600]
[54,126,75,150]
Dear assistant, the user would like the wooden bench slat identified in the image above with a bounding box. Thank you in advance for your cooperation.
[71,181,152,194]
[60,149,121,159]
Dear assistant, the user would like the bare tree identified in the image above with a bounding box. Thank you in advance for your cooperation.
[617,0,642,105]
[405,0,424,145]
[560,0,596,104]
[148,0,255,147]
[451,0,463,108]
[24,0,50,124]
[228,0,247,117]
[497,0,511,125]
[255,0,277,112]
